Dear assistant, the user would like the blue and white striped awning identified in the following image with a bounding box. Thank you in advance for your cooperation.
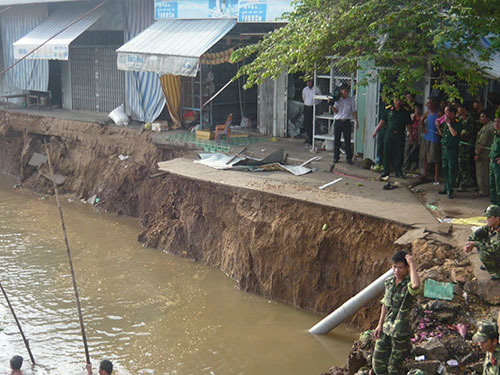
[13,2,105,60]
[116,18,237,77]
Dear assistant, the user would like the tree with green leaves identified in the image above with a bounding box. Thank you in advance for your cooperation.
[232,0,500,101]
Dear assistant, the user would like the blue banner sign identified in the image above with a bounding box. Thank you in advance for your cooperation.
[154,0,292,22]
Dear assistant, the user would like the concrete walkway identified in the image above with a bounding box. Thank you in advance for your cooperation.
[158,153,437,227]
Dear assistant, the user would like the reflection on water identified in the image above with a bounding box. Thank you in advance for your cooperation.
[0,175,358,375]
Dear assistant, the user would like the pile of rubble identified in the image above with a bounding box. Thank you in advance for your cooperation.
[322,238,498,375]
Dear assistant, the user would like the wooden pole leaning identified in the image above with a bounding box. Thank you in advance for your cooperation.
[0,281,36,364]
[43,141,91,364]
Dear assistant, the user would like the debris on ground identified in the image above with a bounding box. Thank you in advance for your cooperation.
[424,279,454,301]
[383,182,398,190]
[319,178,342,190]
[447,216,486,226]
[322,239,492,375]
[28,152,47,167]
[394,228,428,245]
[194,149,313,176]
[39,171,65,185]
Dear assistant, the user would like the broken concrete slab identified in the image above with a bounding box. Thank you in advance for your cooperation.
[413,338,449,361]
[39,171,65,185]
[406,360,441,374]
[464,279,500,305]
[394,228,427,245]
[28,152,48,167]
[426,223,452,235]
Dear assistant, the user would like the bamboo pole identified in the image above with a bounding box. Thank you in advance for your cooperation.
[43,141,91,364]
[0,281,36,364]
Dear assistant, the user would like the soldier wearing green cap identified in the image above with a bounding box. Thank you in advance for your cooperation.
[465,205,500,280]
[473,321,500,375]
[372,250,421,375]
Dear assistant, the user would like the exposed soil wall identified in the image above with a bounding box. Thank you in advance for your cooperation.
[1,110,409,327]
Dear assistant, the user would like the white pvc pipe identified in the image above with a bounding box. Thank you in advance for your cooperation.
[309,268,393,334]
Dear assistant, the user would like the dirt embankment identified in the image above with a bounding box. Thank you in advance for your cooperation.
[0,110,420,328]
[3,111,493,374]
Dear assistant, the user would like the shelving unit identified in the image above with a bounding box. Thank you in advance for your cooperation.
[181,65,213,129]
[312,62,356,151]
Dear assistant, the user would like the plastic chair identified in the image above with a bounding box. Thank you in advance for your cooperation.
[215,113,233,144]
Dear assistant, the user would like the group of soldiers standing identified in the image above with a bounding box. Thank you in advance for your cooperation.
[373,95,500,201]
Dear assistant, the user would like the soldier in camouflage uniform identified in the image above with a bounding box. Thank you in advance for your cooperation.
[465,205,500,280]
[473,321,500,375]
[372,250,421,375]
[457,103,475,190]
[489,117,500,205]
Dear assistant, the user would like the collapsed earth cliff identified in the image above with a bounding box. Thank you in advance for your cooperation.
[0,110,494,374]
[0,110,407,325]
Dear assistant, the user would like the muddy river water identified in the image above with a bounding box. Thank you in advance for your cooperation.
[0,174,357,375]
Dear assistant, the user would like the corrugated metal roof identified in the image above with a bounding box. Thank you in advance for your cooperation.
[118,18,236,59]
[13,2,105,60]
[482,54,500,79]
[116,18,237,77]
[0,0,78,5]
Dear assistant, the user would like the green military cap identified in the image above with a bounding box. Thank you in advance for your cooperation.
[473,321,499,342]
[485,205,500,218]
[407,369,425,375]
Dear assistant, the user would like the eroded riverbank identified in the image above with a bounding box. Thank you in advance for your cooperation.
[2,110,490,375]
[0,174,358,374]
[0,110,408,328]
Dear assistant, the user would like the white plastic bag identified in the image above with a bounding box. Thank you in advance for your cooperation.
[108,104,129,126]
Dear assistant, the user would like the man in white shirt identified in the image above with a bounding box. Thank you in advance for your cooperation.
[302,80,321,145]
[332,84,357,165]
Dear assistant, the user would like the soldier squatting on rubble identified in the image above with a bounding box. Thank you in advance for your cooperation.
[465,205,500,280]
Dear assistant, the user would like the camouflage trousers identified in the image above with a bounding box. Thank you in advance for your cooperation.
[458,148,473,189]
[372,332,411,375]
[478,242,500,278]
[490,163,500,206]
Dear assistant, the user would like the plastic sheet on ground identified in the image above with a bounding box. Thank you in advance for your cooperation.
[424,279,454,301]
[442,216,487,226]
[194,152,312,176]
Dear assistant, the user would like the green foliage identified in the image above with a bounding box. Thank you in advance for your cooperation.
[232,0,500,101]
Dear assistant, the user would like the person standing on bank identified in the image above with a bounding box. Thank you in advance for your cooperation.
[489,117,500,205]
[372,250,421,375]
[473,321,500,375]
[332,84,357,165]
[465,205,500,280]
[475,111,496,197]
[373,98,412,179]
[419,97,441,183]
[302,80,321,146]
[437,105,463,199]
[457,102,476,191]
